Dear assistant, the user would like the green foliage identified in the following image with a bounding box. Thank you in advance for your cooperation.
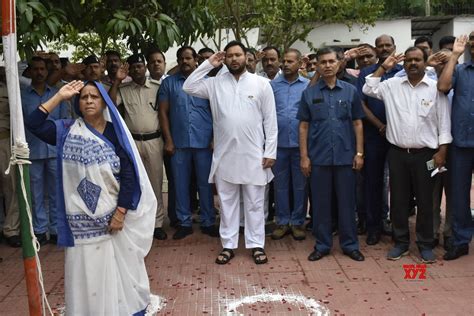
[14,0,67,59]
[205,0,382,52]
[255,0,383,51]
[4,0,218,60]
[382,0,474,17]
[5,0,383,60]
[48,27,128,62]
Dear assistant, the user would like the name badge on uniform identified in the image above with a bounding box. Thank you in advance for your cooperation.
[312,98,324,104]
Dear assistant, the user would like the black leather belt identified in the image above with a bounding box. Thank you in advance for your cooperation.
[391,145,433,154]
[131,130,161,141]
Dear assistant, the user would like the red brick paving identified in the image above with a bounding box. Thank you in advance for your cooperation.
[1,195,473,315]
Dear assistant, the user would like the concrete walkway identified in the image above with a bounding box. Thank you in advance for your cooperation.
[0,199,473,315]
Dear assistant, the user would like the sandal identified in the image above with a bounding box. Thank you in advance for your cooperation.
[215,248,235,264]
[251,247,268,264]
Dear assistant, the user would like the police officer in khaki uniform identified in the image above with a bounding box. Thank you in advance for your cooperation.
[0,70,20,247]
[108,54,166,240]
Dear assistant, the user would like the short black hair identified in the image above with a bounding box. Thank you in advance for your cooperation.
[404,46,428,62]
[414,36,433,49]
[307,53,317,60]
[176,46,197,60]
[146,48,166,63]
[198,47,215,55]
[375,34,395,46]
[262,46,281,58]
[29,56,47,67]
[438,36,455,50]
[245,47,256,58]
[333,47,345,60]
[105,50,121,59]
[316,47,338,60]
[223,41,246,54]
[284,48,302,59]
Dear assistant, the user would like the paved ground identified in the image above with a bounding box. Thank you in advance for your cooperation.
[0,195,473,315]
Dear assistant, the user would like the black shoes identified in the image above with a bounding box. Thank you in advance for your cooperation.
[308,250,328,261]
[35,233,48,246]
[201,225,219,237]
[443,236,454,252]
[305,220,313,232]
[172,226,193,240]
[443,244,469,261]
[6,235,21,248]
[153,227,168,240]
[366,232,381,245]
[343,250,365,261]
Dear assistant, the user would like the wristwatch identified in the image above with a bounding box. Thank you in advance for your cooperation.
[356,152,364,158]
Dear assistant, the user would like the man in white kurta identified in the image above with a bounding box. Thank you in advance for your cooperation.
[183,41,277,263]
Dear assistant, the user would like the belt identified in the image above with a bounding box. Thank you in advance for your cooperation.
[391,145,434,154]
[0,130,10,140]
[131,130,161,141]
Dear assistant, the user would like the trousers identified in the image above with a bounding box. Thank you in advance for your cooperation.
[215,176,265,249]
[134,138,164,228]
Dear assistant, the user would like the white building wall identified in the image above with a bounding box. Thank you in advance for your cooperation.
[291,19,412,54]
[431,19,454,51]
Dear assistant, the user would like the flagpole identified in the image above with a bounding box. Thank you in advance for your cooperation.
[1,0,42,315]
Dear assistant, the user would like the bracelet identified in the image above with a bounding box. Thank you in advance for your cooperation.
[380,64,388,71]
[39,104,49,114]
[112,214,124,223]
[116,207,127,215]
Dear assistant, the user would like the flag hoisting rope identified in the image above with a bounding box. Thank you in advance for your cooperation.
[2,1,48,315]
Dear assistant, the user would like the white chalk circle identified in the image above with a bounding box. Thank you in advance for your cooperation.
[224,292,330,315]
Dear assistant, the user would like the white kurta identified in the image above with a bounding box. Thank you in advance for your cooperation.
[183,60,278,185]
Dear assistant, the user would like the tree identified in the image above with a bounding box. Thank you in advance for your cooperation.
[257,0,383,51]
[48,27,128,62]
[2,0,218,60]
[10,0,67,60]
[206,0,383,52]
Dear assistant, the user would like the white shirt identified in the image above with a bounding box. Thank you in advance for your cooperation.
[183,60,278,185]
[362,74,452,149]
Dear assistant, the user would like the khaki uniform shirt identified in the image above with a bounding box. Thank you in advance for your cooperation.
[117,78,160,134]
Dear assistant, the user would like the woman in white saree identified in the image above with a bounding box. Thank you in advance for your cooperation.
[26,80,157,315]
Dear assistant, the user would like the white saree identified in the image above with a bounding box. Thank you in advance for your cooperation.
[60,105,157,314]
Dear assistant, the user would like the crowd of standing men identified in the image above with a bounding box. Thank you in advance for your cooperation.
[0,30,473,265]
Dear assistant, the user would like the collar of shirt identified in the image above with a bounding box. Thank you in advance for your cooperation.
[362,63,402,78]
[223,69,250,82]
[316,78,343,90]
[258,69,282,80]
[27,83,52,95]
[130,78,152,89]
[463,59,474,68]
[399,73,431,88]
[273,74,307,85]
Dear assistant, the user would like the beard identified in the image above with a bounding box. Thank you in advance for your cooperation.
[227,62,246,75]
